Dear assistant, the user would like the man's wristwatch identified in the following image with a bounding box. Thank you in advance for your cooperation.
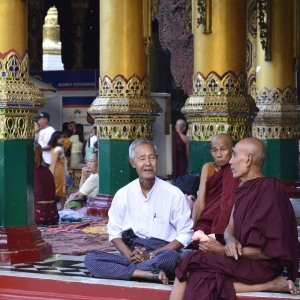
[149,252,155,259]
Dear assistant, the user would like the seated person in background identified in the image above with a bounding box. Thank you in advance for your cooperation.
[191,133,240,249]
[34,144,59,225]
[64,152,99,209]
[170,138,299,300]
[84,139,193,284]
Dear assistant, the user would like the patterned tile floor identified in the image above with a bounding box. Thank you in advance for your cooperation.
[0,255,91,278]
[0,255,299,300]
[0,198,298,297]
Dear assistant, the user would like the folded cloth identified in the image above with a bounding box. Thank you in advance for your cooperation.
[192,230,216,241]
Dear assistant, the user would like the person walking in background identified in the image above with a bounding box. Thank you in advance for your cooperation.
[86,112,95,126]
[66,123,85,167]
[62,122,69,131]
[68,121,76,135]
[34,144,59,225]
[84,112,97,162]
[85,125,97,162]
[36,112,55,168]
[48,131,67,210]
[172,119,189,180]
[34,120,40,145]
[62,128,72,167]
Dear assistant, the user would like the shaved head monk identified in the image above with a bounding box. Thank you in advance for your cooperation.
[170,137,300,300]
[192,133,240,248]
[172,119,189,180]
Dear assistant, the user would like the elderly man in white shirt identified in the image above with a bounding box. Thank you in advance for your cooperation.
[84,139,193,284]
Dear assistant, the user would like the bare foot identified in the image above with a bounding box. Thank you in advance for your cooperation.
[151,271,169,285]
[267,276,299,295]
[132,269,169,284]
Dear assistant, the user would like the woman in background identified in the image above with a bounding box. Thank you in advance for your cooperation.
[34,144,59,225]
[67,123,84,167]
[48,131,66,209]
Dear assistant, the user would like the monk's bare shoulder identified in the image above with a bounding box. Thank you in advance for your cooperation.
[179,132,188,144]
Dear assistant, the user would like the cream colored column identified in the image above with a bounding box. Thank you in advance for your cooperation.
[253,0,299,179]
[182,0,257,171]
[88,0,161,199]
[100,0,148,79]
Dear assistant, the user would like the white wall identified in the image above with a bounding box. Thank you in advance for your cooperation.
[39,90,98,132]
[151,93,172,177]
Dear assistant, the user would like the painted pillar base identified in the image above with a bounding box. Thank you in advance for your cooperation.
[0,224,52,265]
[86,194,113,218]
[189,141,213,173]
[98,140,138,195]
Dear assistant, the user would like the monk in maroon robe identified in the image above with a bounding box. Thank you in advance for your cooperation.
[172,119,188,180]
[170,138,299,300]
[192,134,240,249]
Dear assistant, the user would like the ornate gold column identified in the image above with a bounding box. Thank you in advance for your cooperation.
[0,0,51,264]
[71,0,89,70]
[252,0,299,179]
[247,0,257,99]
[88,0,161,207]
[182,0,257,170]
[28,0,45,71]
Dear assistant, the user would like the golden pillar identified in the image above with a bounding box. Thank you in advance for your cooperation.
[88,0,161,201]
[182,0,257,170]
[252,0,299,179]
[0,0,51,264]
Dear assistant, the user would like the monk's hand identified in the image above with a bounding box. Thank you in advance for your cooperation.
[199,238,226,255]
[224,237,242,260]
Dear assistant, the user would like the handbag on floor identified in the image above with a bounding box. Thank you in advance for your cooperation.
[172,172,200,197]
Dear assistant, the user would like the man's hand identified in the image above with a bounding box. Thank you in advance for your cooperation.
[128,247,149,263]
[199,237,226,255]
[224,236,242,260]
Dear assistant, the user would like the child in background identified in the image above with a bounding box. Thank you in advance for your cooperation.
[48,131,66,209]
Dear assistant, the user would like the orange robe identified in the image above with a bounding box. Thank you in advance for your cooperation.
[50,147,66,198]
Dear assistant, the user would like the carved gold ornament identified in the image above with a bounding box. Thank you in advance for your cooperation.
[252,87,300,139]
[0,52,46,140]
[143,0,152,55]
[182,71,258,141]
[89,75,162,140]
[196,0,212,34]
[151,0,160,20]
[257,0,271,61]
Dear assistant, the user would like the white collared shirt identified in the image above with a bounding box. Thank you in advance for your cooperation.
[38,126,55,164]
[107,177,193,247]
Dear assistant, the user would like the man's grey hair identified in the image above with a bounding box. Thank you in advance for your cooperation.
[129,139,158,161]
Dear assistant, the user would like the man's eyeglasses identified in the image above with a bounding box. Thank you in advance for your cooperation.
[87,160,97,164]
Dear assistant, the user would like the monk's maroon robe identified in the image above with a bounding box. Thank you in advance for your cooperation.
[176,177,299,300]
[192,164,240,248]
[172,130,188,180]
